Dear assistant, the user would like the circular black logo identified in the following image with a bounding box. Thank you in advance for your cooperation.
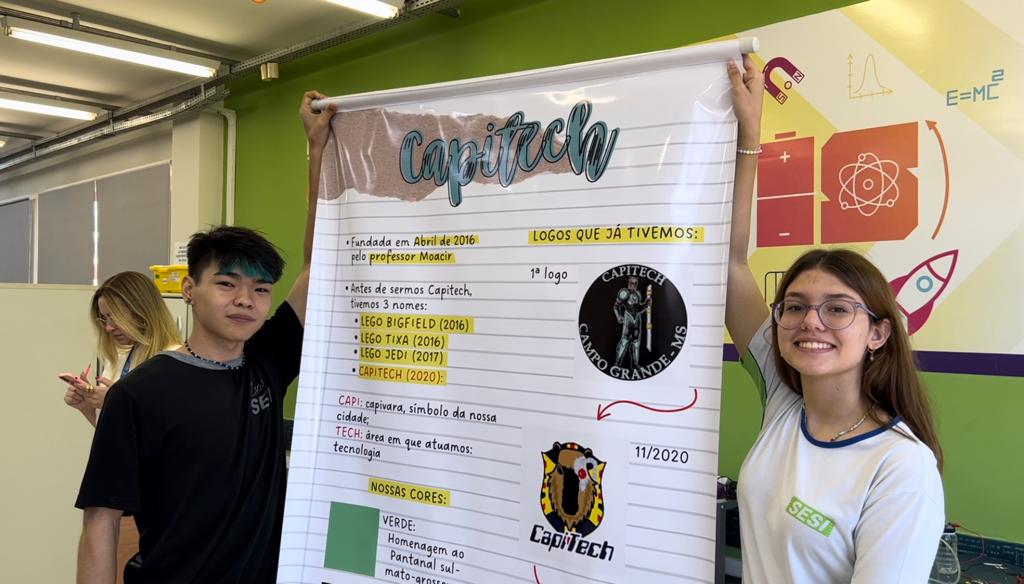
[578,264,687,381]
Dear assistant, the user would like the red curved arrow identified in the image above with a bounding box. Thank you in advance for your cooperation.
[597,388,699,421]
[926,120,951,239]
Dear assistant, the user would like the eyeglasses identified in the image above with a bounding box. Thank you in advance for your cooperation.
[96,315,113,328]
[771,299,878,331]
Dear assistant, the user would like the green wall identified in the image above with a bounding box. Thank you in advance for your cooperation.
[227,0,1023,544]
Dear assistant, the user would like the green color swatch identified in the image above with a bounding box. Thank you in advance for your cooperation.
[324,502,380,576]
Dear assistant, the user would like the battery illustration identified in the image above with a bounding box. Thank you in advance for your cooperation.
[756,132,815,247]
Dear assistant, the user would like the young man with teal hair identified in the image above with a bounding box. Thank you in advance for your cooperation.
[75,90,337,584]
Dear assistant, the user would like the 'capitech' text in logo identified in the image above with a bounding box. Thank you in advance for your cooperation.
[529,525,615,561]
[399,101,619,207]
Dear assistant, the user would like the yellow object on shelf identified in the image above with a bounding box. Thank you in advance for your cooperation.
[149,264,188,294]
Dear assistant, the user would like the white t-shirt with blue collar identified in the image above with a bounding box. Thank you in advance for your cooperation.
[737,319,944,584]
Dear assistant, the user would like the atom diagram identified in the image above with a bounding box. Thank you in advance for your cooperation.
[838,152,900,217]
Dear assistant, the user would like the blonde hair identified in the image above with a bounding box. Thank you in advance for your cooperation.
[90,271,182,371]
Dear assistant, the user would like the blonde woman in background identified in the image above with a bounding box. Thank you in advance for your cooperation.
[63,271,183,425]
[61,270,182,583]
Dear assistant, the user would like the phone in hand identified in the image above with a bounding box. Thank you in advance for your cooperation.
[58,373,93,392]
[61,374,97,393]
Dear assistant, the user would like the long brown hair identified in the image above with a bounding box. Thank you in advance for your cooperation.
[91,271,182,372]
[770,249,943,471]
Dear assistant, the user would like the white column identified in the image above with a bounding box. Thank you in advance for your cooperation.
[170,109,225,254]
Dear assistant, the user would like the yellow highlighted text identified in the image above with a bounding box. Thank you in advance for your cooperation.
[358,364,447,386]
[360,313,474,334]
[360,346,447,367]
[369,249,455,264]
[529,225,704,245]
[368,477,451,507]
[359,330,449,350]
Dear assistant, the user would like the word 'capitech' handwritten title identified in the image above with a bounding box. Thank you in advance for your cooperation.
[399,101,619,207]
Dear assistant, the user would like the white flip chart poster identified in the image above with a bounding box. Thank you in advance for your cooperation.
[280,39,744,584]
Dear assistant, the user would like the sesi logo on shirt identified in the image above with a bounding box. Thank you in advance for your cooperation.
[250,378,272,415]
[786,496,836,537]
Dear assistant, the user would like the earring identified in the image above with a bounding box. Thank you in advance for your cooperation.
[868,347,875,362]
[184,297,192,305]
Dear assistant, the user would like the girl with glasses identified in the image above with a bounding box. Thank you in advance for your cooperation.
[62,271,182,426]
[725,55,944,583]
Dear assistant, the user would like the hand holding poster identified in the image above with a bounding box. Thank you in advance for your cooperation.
[279,39,749,584]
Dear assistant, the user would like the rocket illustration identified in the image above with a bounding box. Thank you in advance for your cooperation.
[888,249,958,335]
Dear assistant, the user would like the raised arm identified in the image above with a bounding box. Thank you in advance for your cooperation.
[725,55,770,358]
[286,90,338,325]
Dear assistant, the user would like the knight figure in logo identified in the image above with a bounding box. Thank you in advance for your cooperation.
[613,276,652,368]
[540,442,605,537]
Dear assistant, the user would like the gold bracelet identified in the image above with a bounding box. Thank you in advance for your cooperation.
[737,146,762,155]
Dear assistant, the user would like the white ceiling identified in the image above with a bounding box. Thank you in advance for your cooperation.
[0,0,387,155]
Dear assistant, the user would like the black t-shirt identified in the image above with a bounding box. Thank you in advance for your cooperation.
[76,302,303,583]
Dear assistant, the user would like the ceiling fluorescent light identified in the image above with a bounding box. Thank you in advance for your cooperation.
[6,26,217,78]
[0,97,97,120]
[324,0,400,19]
[0,140,6,148]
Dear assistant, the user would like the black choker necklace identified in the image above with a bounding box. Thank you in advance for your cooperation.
[184,340,244,370]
